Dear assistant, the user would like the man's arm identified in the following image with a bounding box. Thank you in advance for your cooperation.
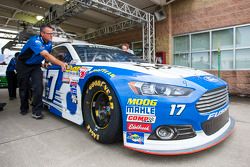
[40,50,67,71]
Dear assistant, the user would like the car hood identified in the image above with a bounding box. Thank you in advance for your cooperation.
[76,62,226,90]
[77,62,210,78]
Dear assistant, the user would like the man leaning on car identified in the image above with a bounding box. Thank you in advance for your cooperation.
[16,24,67,119]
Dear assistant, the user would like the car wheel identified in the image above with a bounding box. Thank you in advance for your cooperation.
[83,79,122,144]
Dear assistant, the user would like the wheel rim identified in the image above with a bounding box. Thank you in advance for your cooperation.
[91,91,111,129]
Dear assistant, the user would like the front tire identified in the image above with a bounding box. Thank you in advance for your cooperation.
[83,79,122,144]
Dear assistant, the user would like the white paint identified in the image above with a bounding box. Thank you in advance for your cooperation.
[76,62,211,79]
[124,118,233,153]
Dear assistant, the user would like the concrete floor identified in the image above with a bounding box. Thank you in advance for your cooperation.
[0,88,250,167]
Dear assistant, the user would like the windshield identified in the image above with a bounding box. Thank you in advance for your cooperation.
[73,45,145,63]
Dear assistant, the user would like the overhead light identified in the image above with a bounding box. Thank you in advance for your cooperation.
[36,15,44,21]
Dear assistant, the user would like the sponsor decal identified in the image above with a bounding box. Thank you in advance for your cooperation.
[127,123,152,132]
[71,94,77,104]
[70,81,78,87]
[64,66,92,80]
[126,106,155,115]
[62,77,70,83]
[70,87,77,94]
[91,69,116,78]
[88,80,111,96]
[79,67,88,79]
[62,72,70,83]
[127,98,158,106]
[126,115,156,123]
[66,65,81,72]
[126,132,144,144]
[86,124,99,140]
[70,79,78,104]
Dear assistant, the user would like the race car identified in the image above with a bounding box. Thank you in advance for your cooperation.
[42,41,235,155]
[0,63,8,88]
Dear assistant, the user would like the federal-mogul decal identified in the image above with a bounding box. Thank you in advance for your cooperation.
[91,69,116,78]
[126,132,144,144]
[126,98,157,115]
[127,123,152,132]
[126,115,156,123]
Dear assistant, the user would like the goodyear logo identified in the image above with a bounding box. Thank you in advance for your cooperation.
[127,98,157,106]
[92,69,116,78]
[86,125,99,140]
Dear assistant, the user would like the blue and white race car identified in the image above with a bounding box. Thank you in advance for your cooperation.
[42,41,235,155]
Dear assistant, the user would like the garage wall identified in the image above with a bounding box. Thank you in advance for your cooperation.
[171,0,250,35]
[207,70,250,96]
[171,0,250,96]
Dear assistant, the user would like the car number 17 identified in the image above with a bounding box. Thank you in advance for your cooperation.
[169,104,186,116]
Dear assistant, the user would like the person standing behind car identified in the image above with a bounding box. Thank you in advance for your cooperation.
[121,43,134,54]
[16,24,67,119]
[6,52,19,100]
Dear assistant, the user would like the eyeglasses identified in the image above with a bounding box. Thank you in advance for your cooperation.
[43,31,54,35]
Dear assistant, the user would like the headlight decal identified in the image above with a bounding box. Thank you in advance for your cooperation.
[129,81,194,96]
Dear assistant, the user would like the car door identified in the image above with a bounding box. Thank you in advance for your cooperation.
[43,45,83,124]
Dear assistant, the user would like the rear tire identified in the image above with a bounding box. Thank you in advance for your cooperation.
[83,79,122,144]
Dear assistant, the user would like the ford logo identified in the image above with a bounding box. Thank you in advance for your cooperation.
[203,76,218,82]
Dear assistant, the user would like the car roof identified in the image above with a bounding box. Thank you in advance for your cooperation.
[55,41,121,51]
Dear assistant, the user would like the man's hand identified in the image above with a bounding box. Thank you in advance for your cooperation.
[60,62,68,71]
[40,51,68,71]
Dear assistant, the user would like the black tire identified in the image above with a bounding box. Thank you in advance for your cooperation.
[83,79,122,144]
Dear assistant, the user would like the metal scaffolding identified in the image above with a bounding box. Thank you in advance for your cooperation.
[75,0,155,62]
[35,0,89,26]
[82,20,138,40]
[37,0,155,62]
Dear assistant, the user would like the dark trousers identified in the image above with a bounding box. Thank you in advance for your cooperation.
[16,60,43,115]
[6,71,17,98]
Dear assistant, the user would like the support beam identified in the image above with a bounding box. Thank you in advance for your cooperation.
[35,0,89,26]
[82,20,138,40]
[76,0,148,23]
[76,0,155,62]
[143,14,155,63]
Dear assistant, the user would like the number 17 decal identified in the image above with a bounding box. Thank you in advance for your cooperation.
[46,70,60,100]
[169,104,186,116]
